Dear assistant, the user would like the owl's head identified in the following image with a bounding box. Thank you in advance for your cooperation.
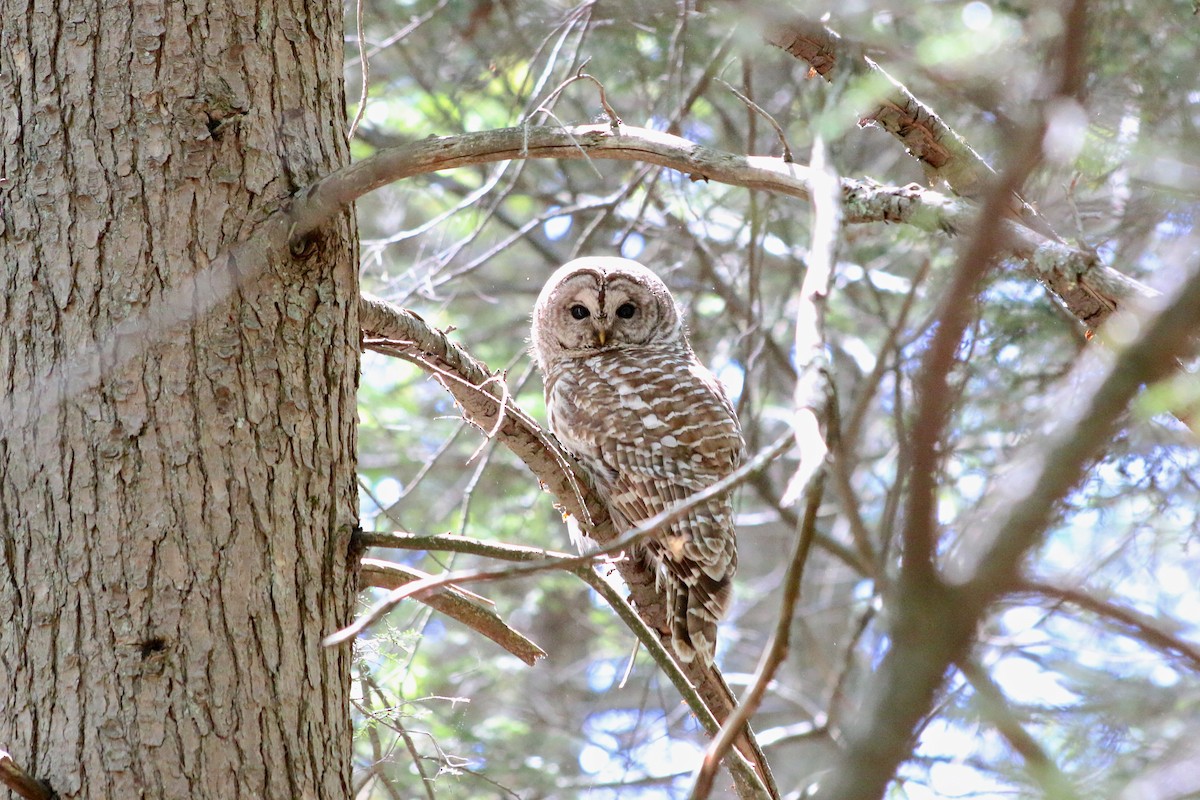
[531,256,686,368]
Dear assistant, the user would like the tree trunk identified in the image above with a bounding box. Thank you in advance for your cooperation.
[0,2,359,798]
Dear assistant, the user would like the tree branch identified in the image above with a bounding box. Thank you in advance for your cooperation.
[0,751,52,800]
[292,124,1144,328]
[330,428,791,645]
[958,659,1080,800]
[359,558,547,665]
[764,15,998,198]
[762,12,1144,329]
[1014,579,1200,672]
[818,5,1200,797]
[824,251,1200,800]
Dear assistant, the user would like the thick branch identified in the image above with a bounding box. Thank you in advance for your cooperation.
[0,751,52,800]
[825,257,1200,800]
[820,5,1200,795]
[296,125,1144,329]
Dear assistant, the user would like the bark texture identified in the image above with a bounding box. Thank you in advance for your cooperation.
[0,2,358,798]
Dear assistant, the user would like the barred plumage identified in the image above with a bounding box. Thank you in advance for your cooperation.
[530,256,744,664]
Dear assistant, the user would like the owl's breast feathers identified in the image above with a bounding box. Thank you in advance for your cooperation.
[544,344,743,482]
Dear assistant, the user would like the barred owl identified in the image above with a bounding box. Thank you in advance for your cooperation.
[530,256,744,665]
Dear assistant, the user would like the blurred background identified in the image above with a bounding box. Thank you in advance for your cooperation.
[346,2,1200,798]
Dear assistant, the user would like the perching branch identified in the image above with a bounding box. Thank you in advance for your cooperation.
[355,534,771,800]
[330,430,792,644]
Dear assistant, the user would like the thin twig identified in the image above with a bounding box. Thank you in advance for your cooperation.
[1014,579,1200,672]
[534,59,622,132]
[693,132,839,800]
[715,78,793,162]
[692,469,824,800]
[325,433,793,646]
[347,0,369,141]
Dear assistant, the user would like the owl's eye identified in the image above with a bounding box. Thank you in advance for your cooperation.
[615,303,636,319]
[569,304,591,320]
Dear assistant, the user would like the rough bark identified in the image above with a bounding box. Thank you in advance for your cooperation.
[0,2,358,799]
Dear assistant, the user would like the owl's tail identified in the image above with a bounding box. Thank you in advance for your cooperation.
[668,571,732,665]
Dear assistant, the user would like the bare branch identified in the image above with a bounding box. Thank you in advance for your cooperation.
[0,751,52,800]
[692,469,824,800]
[327,433,793,646]
[285,124,1144,328]
[357,531,772,800]
[764,15,1021,209]
[715,78,793,163]
[533,59,623,132]
[359,558,547,666]
[900,102,1051,584]
[1015,580,1200,672]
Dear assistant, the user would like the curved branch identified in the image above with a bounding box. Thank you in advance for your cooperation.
[1015,581,1200,672]
[287,124,1146,329]
[354,533,771,799]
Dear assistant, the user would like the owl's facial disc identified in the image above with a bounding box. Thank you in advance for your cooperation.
[557,278,657,350]
[532,257,684,364]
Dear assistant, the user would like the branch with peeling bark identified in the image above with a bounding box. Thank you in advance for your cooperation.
[762,13,1152,329]
[282,123,1147,330]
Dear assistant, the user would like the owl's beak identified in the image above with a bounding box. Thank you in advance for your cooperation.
[596,327,608,346]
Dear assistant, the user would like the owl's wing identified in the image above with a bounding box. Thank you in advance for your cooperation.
[544,350,744,664]
[599,356,743,664]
